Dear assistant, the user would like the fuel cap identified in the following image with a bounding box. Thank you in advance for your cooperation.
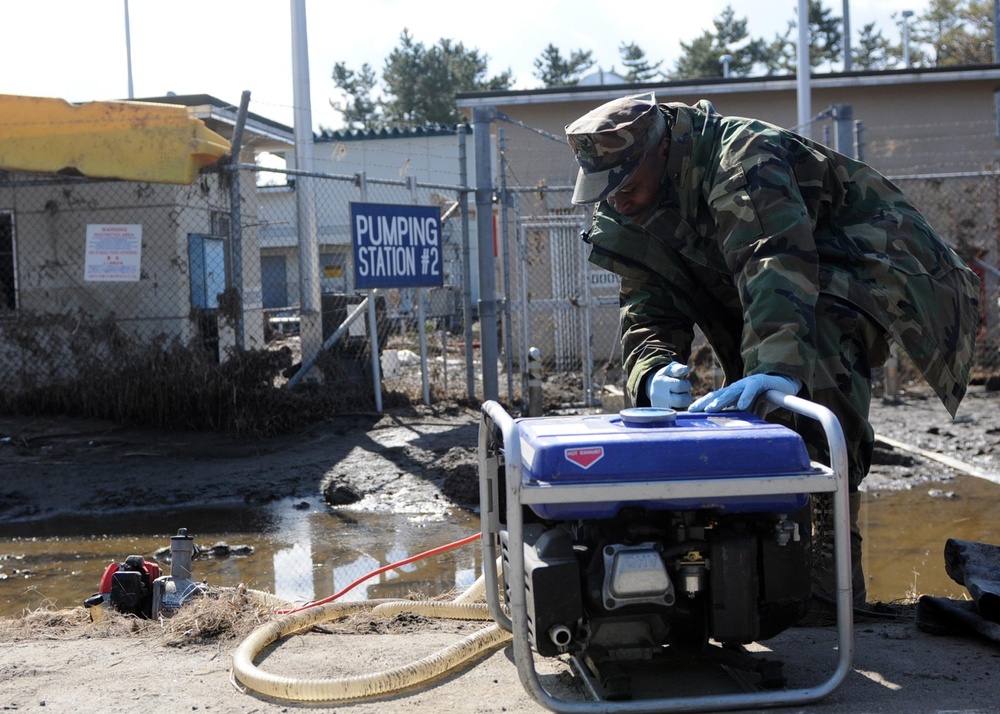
[619,407,677,426]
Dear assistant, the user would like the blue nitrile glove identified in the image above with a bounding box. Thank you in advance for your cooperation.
[688,374,801,413]
[646,362,693,410]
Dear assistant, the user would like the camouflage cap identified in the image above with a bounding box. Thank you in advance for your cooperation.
[565,92,665,205]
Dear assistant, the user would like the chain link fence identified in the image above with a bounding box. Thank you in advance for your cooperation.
[252,163,483,407]
[498,189,621,410]
[0,158,485,434]
[0,171,284,432]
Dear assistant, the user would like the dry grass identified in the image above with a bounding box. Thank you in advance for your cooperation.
[156,585,279,646]
[0,605,94,639]
[0,583,494,648]
[0,585,281,645]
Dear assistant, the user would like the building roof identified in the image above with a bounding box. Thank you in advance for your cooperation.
[139,94,294,152]
[456,63,1000,109]
[318,124,468,143]
[145,94,470,148]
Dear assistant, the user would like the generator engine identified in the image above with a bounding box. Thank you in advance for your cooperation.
[487,407,816,668]
[502,501,811,661]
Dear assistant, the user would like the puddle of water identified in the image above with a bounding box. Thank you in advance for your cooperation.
[0,499,482,618]
[861,474,1000,602]
[2,474,998,618]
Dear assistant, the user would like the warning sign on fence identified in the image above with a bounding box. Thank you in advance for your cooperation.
[351,203,443,289]
[84,224,142,282]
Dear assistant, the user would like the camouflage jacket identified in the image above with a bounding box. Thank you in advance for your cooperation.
[584,100,980,416]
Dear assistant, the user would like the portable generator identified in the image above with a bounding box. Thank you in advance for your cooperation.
[477,392,853,712]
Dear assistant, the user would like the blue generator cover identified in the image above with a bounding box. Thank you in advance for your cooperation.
[517,409,813,519]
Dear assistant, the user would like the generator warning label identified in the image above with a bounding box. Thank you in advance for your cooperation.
[564,446,604,469]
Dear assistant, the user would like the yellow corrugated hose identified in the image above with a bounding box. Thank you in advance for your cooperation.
[230,562,510,703]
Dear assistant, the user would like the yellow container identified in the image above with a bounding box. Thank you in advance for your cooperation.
[0,94,232,185]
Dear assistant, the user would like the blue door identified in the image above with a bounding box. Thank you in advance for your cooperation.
[261,254,288,309]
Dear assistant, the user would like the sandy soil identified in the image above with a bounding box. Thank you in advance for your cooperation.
[2,385,1000,713]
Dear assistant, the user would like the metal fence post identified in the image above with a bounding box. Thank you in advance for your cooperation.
[883,343,900,404]
[499,128,515,405]
[474,107,499,401]
[228,90,251,350]
[832,104,854,157]
[515,194,531,410]
[354,170,383,412]
[580,227,594,407]
[368,290,383,413]
[408,175,430,404]
[418,287,429,405]
[527,346,543,416]
[458,125,476,401]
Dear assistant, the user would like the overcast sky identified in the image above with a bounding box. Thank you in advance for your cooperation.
[0,0,928,132]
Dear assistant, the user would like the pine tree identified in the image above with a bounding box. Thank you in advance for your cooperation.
[672,5,766,79]
[533,44,595,87]
[673,30,723,79]
[852,22,899,70]
[619,42,662,82]
[354,29,513,130]
[911,0,994,67]
[330,62,380,131]
[809,0,843,68]
[759,0,843,73]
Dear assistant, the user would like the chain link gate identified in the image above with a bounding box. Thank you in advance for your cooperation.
[506,196,623,411]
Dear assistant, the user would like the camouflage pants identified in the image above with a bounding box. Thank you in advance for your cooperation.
[811,491,866,606]
[791,296,888,491]
[769,295,888,605]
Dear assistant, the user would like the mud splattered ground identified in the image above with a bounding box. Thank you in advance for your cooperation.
[866,387,1000,490]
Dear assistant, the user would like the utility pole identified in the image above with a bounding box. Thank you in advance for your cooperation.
[290,0,323,384]
[797,0,811,139]
[124,0,134,99]
[842,0,852,72]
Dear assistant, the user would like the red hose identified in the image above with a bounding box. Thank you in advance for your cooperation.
[275,532,482,614]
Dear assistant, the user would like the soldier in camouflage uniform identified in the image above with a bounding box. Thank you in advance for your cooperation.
[565,93,981,609]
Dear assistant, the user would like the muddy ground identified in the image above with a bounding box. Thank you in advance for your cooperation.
[1,383,1000,713]
[2,384,998,525]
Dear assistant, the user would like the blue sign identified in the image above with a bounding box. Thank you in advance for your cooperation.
[351,202,444,289]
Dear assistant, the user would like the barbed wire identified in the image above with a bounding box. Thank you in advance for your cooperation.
[495,111,568,145]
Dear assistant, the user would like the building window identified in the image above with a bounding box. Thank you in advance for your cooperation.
[211,210,231,239]
[0,212,15,311]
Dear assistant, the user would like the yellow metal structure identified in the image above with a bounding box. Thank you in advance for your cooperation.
[0,94,232,185]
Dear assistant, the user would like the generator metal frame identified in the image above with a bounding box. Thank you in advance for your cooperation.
[478,392,854,713]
